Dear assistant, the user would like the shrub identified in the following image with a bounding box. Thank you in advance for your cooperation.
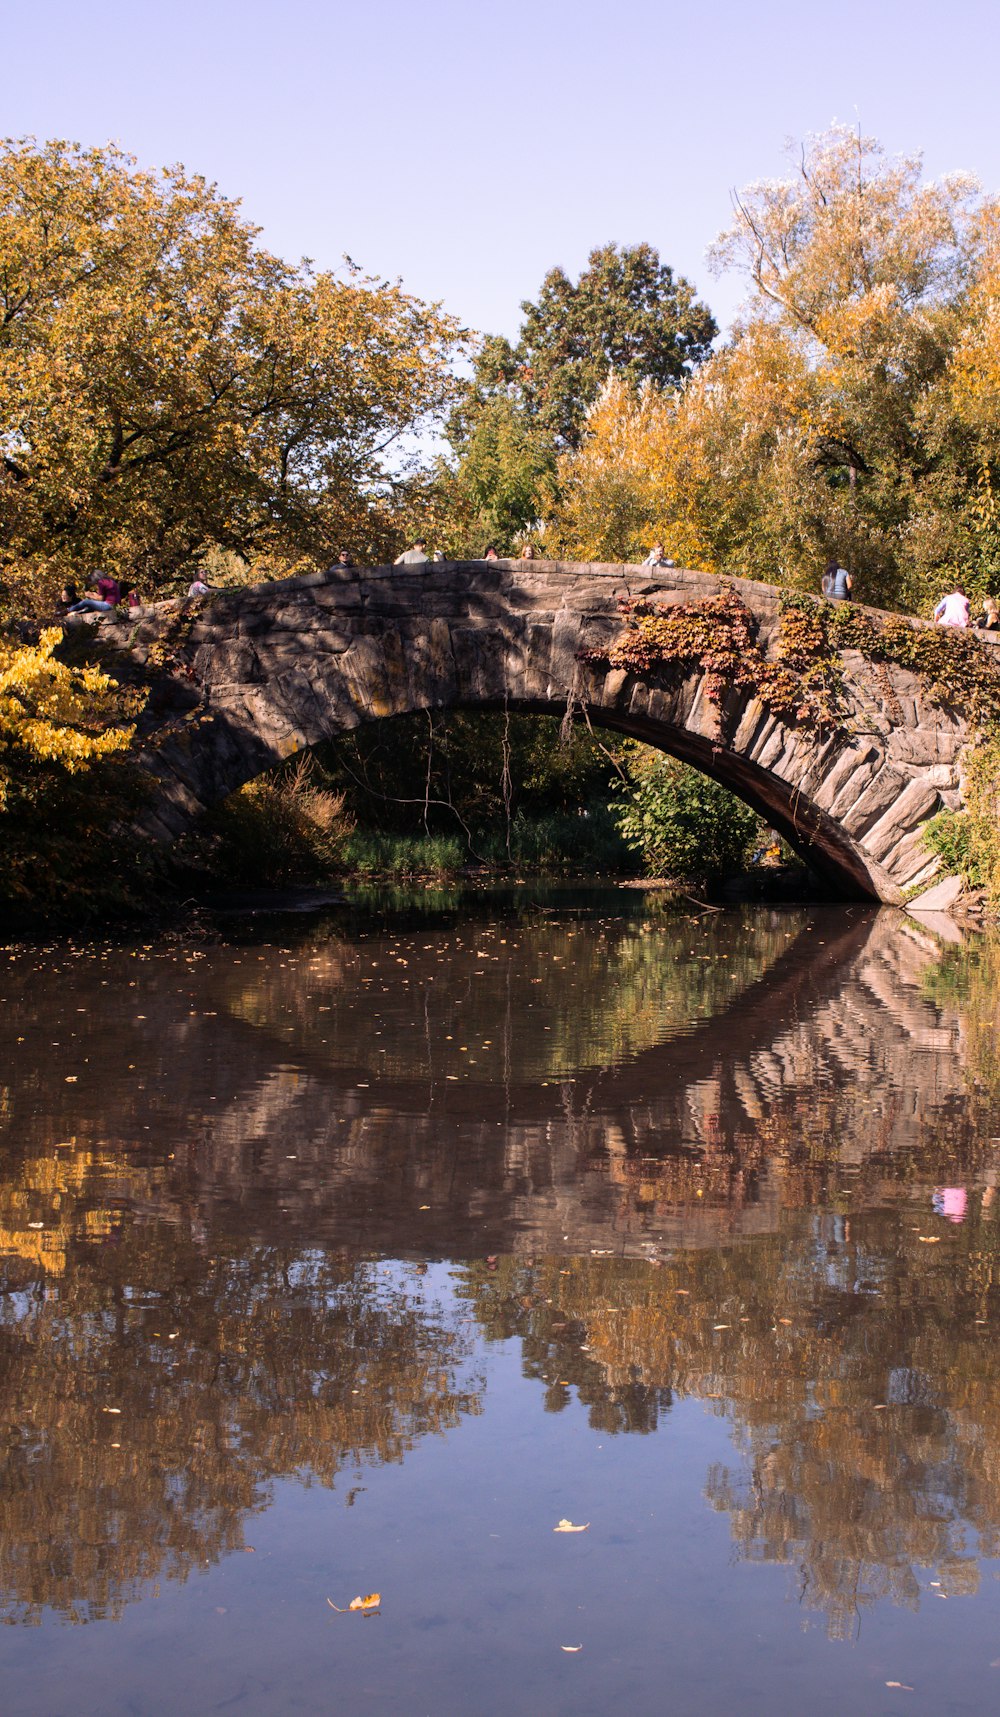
[0,628,144,918]
[609,745,761,879]
[199,756,354,885]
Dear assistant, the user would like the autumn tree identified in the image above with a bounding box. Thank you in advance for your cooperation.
[438,244,716,553]
[554,129,1000,611]
[0,138,463,612]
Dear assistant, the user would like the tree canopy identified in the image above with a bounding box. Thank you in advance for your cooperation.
[435,242,716,554]
[552,128,1000,612]
[0,138,463,608]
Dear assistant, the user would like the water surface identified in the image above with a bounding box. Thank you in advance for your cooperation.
[2,892,1000,1714]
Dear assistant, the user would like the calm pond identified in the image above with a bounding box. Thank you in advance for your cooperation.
[2,888,1000,1715]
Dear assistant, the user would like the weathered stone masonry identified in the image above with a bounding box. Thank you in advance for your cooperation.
[101,560,985,902]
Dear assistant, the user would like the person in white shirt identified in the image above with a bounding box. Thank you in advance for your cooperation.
[933,588,970,628]
[395,538,429,566]
[643,543,674,568]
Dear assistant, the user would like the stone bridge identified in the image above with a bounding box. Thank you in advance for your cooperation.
[109,560,981,902]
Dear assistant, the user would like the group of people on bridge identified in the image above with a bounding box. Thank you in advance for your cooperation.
[55,542,1000,638]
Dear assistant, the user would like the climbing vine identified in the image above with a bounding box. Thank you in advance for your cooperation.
[584,585,1000,739]
[582,588,837,730]
[585,584,1000,904]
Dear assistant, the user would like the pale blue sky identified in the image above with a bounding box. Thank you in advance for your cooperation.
[5,0,998,338]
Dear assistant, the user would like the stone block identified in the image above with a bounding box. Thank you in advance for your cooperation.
[840,766,910,838]
[862,780,941,863]
[815,746,880,814]
[907,874,963,911]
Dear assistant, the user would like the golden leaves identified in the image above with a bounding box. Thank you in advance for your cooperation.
[0,138,464,593]
[0,628,134,797]
[327,1592,381,1612]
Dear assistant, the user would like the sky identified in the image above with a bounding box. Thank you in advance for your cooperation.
[5,0,1000,340]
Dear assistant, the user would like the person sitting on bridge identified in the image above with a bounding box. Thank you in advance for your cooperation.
[188,577,212,597]
[395,537,429,566]
[643,542,670,568]
[483,545,499,560]
[979,595,999,629]
[334,550,355,570]
[934,586,970,628]
[67,576,115,614]
[822,559,853,601]
[520,545,536,559]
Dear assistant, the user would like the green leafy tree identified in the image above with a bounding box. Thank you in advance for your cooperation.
[508,241,717,451]
[436,244,716,553]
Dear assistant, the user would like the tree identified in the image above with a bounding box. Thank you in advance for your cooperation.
[554,129,1000,611]
[510,241,717,450]
[0,139,463,611]
[435,243,716,552]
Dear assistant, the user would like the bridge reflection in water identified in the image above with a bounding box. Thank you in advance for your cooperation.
[1,899,999,1648]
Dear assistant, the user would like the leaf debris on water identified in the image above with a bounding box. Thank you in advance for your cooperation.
[554,1519,589,1532]
[561,1645,583,1652]
[327,1592,381,1612]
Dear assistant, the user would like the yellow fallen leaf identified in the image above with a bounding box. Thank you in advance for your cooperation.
[554,1519,589,1533]
[918,1236,941,1243]
[327,1592,381,1612]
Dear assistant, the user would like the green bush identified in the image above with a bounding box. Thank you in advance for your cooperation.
[609,746,761,879]
[923,810,980,886]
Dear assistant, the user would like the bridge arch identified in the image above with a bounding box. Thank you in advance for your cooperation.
[114,560,971,903]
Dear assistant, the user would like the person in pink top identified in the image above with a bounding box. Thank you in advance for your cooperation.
[933,587,970,628]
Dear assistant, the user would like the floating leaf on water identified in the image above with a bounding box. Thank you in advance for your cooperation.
[554,1519,589,1533]
[327,1592,381,1612]
[561,1644,583,1652]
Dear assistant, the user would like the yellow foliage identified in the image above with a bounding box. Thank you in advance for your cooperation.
[0,138,464,605]
[0,628,133,808]
[553,376,717,568]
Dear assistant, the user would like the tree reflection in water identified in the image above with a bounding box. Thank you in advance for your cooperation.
[0,1233,480,1623]
[460,1204,1000,1638]
[2,899,1000,1638]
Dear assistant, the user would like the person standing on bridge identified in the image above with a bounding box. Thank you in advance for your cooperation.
[395,537,429,566]
[934,586,970,628]
[643,543,673,568]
